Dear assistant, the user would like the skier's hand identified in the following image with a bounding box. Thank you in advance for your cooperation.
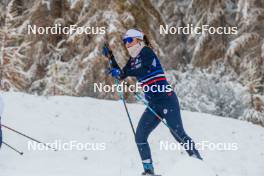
[102,44,112,58]
[109,68,120,79]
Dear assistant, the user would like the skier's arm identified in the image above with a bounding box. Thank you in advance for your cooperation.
[103,43,122,71]
[109,55,121,70]
[106,47,156,80]
[102,44,127,79]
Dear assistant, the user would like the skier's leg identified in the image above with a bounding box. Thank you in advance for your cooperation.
[135,107,161,173]
[161,94,202,159]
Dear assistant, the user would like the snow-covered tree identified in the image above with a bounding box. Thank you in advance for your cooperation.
[0,0,263,126]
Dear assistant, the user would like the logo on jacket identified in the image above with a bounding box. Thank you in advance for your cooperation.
[152,58,157,67]
[131,58,142,69]
[163,108,168,114]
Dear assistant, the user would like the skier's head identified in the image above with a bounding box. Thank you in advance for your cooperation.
[123,29,144,47]
[122,29,149,58]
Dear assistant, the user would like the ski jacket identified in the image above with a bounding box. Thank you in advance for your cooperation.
[110,46,172,101]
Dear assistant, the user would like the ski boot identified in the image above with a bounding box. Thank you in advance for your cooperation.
[141,163,155,176]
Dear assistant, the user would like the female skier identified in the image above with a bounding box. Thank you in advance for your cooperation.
[103,29,202,175]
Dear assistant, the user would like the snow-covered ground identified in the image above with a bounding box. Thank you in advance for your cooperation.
[0,92,263,176]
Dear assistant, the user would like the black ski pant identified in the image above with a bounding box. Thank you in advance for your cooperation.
[135,92,201,163]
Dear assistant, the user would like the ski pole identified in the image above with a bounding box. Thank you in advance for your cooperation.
[2,141,24,155]
[1,124,57,151]
[103,42,136,137]
[103,43,191,149]
[114,79,136,137]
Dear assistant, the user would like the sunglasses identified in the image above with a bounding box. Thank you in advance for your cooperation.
[123,37,134,44]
